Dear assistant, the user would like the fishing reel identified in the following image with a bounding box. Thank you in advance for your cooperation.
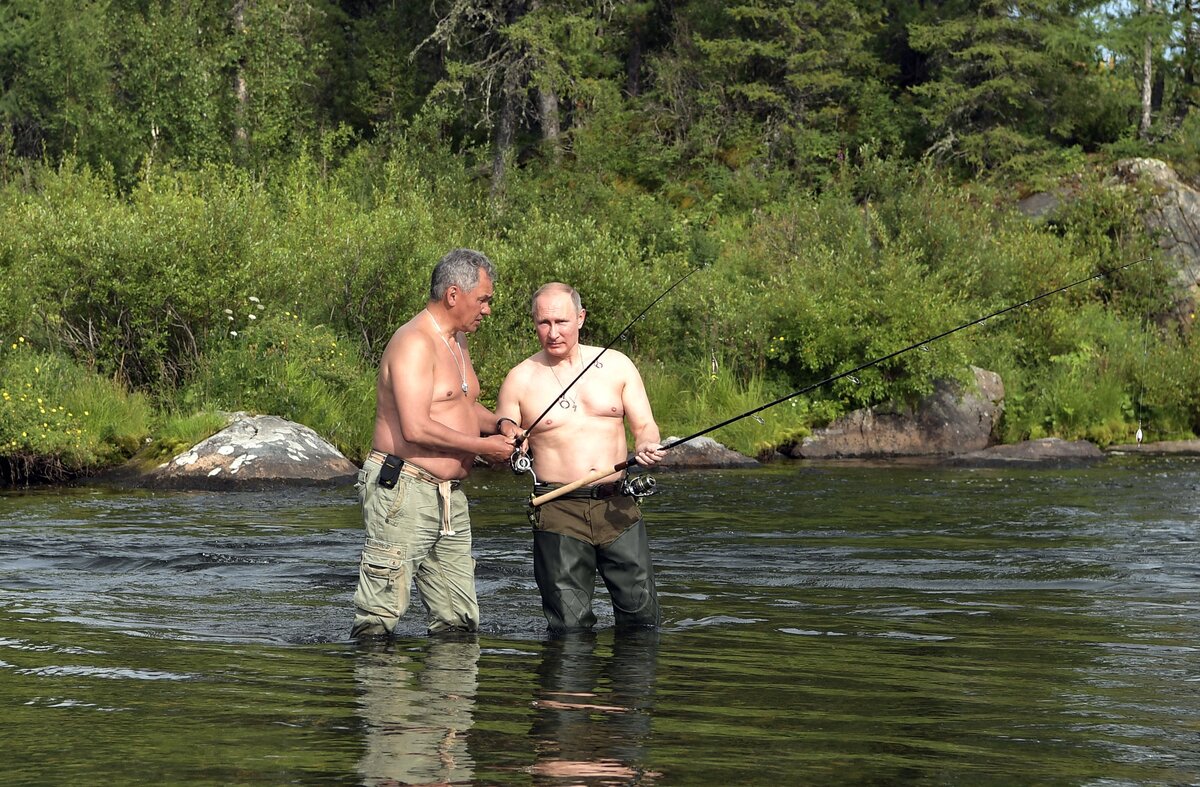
[510,448,538,484]
[621,473,657,499]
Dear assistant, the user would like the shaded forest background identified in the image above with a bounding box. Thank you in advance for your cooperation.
[2,0,1199,482]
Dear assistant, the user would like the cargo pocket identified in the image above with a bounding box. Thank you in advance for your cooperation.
[380,480,409,524]
[352,538,409,618]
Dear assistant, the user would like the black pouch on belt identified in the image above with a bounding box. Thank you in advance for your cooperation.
[377,454,403,489]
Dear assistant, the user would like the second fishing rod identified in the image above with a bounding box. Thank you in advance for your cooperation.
[530,256,1152,507]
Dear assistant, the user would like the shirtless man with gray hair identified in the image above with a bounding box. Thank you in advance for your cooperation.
[351,248,518,637]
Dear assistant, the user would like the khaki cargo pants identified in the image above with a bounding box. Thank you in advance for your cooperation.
[351,456,478,636]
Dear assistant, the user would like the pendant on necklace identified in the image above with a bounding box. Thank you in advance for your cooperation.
[461,382,469,394]
[559,399,571,409]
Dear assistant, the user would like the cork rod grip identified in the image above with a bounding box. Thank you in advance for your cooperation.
[528,457,635,507]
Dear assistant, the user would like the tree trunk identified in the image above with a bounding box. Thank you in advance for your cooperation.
[1140,0,1154,140]
[491,68,520,203]
[538,84,561,163]
[1184,0,1200,118]
[626,20,644,97]
[528,0,560,160]
[232,0,249,157]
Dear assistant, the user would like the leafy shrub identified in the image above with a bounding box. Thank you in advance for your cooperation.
[0,339,151,481]
[179,308,375,460]
[644,353,817,458]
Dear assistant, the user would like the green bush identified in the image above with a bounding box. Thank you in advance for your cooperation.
[178,308,376,461]
[644,353,818,458]
[0,339,151,480]
[2,147,1197,480]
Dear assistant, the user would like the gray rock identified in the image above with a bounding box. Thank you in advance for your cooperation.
[1015,190,1063,221]
[1016,159,1199,319]
[144,414,357,489]
[789,366,1004,459]
[1104,439,1200,456]
[948,437,1104,467]
[659,436,758,468]
[1109,158,1200,311]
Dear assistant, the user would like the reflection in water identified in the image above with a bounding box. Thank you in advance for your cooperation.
[530,630,661,784]
[3,463,1200,783]
[355,637,480,786]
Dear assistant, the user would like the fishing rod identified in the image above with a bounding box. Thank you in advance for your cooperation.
[510,267,702,460]
[530,256,1151,507]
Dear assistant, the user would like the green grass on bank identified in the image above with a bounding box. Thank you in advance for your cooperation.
[0,340,151,482]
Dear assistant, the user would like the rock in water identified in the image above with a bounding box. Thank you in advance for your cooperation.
[145,414,357,489]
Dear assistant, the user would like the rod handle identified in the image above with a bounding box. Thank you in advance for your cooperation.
[529,457,634,507]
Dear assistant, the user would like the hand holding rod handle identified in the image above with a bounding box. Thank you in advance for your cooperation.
[529,456,636,507]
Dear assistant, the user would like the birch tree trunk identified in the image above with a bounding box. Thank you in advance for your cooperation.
[232,0,249,156]
[1140,0,1154,140]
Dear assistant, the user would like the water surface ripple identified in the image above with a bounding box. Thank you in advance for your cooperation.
[1,458,1197,784]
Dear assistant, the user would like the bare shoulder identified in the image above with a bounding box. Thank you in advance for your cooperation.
[501,354,541,389]
[383,319,433,365]
[596,347,638,376]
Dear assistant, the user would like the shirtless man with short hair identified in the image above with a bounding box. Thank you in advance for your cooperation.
[496,282,664,632]
[351,248,518,638]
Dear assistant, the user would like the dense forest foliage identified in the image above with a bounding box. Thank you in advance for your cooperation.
[2,0,1199,483]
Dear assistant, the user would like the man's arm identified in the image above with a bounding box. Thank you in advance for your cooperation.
[493,365,527,442]
[390,333,513,460]
[475,401,521,439]
[619,354,665,467]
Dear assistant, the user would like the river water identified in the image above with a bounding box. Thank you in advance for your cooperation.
[1,459,1198,785]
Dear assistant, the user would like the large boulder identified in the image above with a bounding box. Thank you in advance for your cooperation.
[1110,158,1200,309]
[787,366,1004,459]
[1020,158,1200,318]
[658,436,759,468]
[144,414,357,489]
[948,437,1104,467]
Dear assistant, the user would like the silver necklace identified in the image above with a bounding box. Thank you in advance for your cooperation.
[547,348,581,411]
[424,309,468,395]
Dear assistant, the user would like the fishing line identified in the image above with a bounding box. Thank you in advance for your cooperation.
[531,256,1150,507]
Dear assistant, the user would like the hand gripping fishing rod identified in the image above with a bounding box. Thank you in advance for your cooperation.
[530,256,1150,507]
[509,267,701,472]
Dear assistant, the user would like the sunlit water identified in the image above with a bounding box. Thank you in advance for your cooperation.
[1,459,1198,785]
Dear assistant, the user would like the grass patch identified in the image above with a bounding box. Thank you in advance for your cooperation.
[0,341,151,482]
